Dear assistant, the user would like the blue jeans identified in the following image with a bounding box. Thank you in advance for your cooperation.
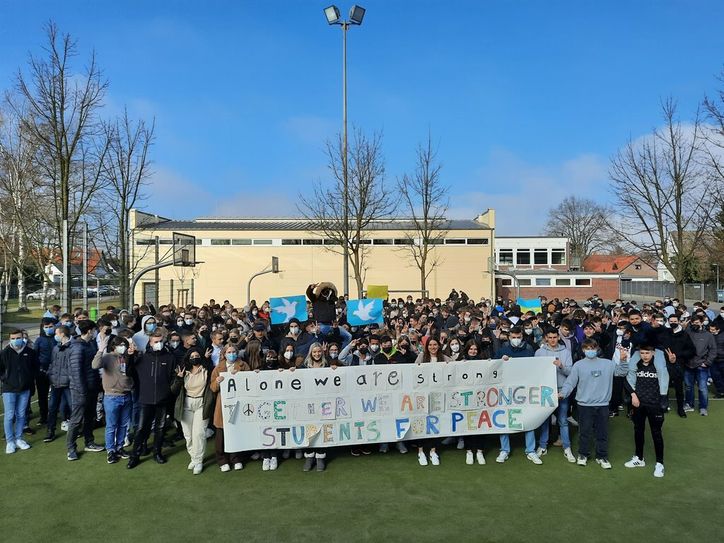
[2,390,31,442]
[104,394,132,452]
[500,430,536,454]
[538,396,571,450]
[319,324,352,350]
[684,367,709,410]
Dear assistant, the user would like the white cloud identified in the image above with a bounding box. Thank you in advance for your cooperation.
[447,148,610,236]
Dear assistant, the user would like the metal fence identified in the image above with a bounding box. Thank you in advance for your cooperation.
[137,278,196,309]
[621,280,720,302]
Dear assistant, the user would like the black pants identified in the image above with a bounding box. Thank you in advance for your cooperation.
[132,404,167,457]
[66,392,86,452]
[609,376,624,412]
[82,388,99,444]
[577,405,609,460]
[33,371,50,423]
[632,404,664,464]
[667,363,685,410]
[465,434,485,452]
[47,386,71,434]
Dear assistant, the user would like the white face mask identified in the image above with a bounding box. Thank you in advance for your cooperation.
[289,327,300,336]
[185,318,194,325]
[114,345,127,355]
[111,320,118,328]
[283,351,294,360]
[524,328,533,335]
[329,352,339,359]
[510,338,523,347]
[616,329,624,336]
[451,343,460,353]
[369,344,380,353]
[170,340,180,349]
[152,341,164,352]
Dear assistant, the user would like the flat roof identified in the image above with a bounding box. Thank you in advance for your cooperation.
[495,270,620,277]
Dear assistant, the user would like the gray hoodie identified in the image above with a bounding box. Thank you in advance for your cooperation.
[560,356,628,407]
[132,315,156,352]
[535,342,572,388]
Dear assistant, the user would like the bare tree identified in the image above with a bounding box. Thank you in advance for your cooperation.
[13,22,109,311]
[609,99,716,299]
[397,133,448,294]
[98,109,154,308]
[298,129,396,297]
[544,196,612,265]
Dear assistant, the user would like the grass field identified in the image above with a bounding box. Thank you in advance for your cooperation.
[0,399,721,543]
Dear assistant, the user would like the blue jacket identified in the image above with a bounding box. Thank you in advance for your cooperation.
[69,337,100,396]
[34,335,56,371]
[495,341,535,359]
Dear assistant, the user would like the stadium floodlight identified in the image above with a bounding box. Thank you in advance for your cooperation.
[324,5,341,24]
[349,5,365,25]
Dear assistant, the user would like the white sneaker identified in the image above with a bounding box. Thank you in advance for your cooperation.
[567,416,578,427]
[563,448,576,463]
[496,451,509,463]
[262,458,270,471]
[396,442,408,454]
[295,450,303,459]
[123,436,131,448]
[551,414,557,425]
[14,439,31,450]
[577,455,587,466]
[6,442,16,454]
[683,404,694,412]
[653,462,665,478]
[476,451,486,465]
[596,458,612,469]
[466,451,474,465]
[700,409,708,416]
[536,447,547,457]
[456,437,465,450]
[187,461,195,470]
[526,452,543,465]
[192,464,203,475]
[233,462,243,470]
[624,456,646,468]
[220,463,231,472]
[269,457,278,470]
[418,451,428,466]
[379,443,389,453]
[430,451,440,466]
[61,420,69,432]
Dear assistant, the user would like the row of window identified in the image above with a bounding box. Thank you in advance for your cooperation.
[497,248,566,266]
[499,277,592,287]
[137,238,490,247]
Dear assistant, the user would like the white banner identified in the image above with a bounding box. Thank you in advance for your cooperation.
[220,357,558,451]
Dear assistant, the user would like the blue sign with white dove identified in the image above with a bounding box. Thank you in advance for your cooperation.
[269,295,308,325]
[346,298,384,326]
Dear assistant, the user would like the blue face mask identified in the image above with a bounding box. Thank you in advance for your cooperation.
[54,336,62,345]
[226,352,238,362]
[11,338,26,349]
[584,350,598,359]
[44,327,55,336]
[145,323,157,333]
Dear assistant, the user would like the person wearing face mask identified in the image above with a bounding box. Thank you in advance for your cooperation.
[658,313,696,417]
[92,336,135,464]
[126,332,176,468]
[171,350,214,475]
[1,329,38,454]
[33,318,58,427]
[444,338,464,361]
[558,321,581,362]
[45,326,73,443]
[389,337,417,364]
[132,315,158,353]
[280,344,299,369]
[67,320,105,460]
[684,314,716,416]
[707,322,724,398]
[558,339,629,469]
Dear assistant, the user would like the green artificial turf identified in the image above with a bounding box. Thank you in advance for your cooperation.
[1,401,721,543]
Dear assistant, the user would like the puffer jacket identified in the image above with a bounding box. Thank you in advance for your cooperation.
[69,336,100,396]
[48,342,73,388]
[34,334,56,371]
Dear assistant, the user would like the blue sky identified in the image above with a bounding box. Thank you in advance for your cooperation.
[1,0,722,234]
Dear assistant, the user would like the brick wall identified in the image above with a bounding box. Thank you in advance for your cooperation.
[497,277,620,303]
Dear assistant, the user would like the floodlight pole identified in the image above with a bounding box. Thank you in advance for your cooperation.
[129,261,175,309]
[247,257,281,305]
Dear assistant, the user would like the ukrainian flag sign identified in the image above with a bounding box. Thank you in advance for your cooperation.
[517,297,542,314]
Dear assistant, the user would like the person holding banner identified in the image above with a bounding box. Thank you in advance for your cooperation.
[301,342,334,472]
[210,345,250,473]
[306,283,352,350]
[415,338,451,466]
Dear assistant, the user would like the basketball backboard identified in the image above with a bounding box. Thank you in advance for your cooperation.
[173,232,196,267]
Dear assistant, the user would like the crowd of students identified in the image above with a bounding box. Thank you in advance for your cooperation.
[1,284,721,479]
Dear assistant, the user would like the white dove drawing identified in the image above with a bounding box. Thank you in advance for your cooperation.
[353,300,376,322]
[273,298,298,322]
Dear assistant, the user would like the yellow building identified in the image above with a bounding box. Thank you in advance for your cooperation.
[130,209,496,307]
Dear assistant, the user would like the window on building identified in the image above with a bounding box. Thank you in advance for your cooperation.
[231,239,252,245]
[196,239,203,245]
[159,239,173,245]
[552,249,566,265]
[136,239,155,245]
[323,239,338,245]
[466,238,489,245]
[517,250,531,265]
[500,279,513,286]
[252,239,272,245]
[634,264,641,270]
[575,278,592,286]
[358,239,372,245]
[534,249,548,265]
[499,250,513,264]
[517,278,532,286]
[372,239,393,245]
[536,278,551,286]
[210,239,231,246]
[394,238,414,245]
[445,238,466,245]
[429,238,444,245]
[282,239,302,246]
[556,278,571,286]
[302,239,323,245]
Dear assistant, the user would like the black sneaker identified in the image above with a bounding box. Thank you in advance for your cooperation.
[350,449,362,457]
[84,442,105,453]
[23,426,36,435]
[316,458,326,472]
[117,448,130,459]
[154,453,167,464]
[107,451,119,464]
[43,432,56,443]
[303,456,315,471]
[67,449,79,461]
[127,456,140,469]
[677,409,687,418]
